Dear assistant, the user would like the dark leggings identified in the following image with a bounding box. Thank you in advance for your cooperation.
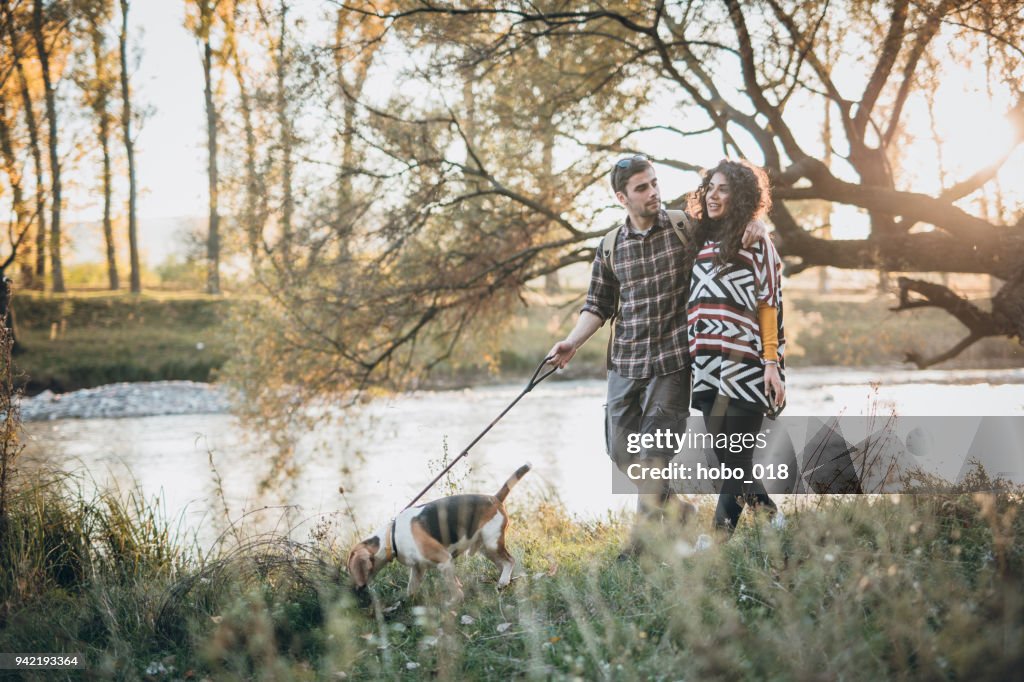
[697,398,777,534]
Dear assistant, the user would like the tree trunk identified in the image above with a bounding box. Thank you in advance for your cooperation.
[100,110,118,290]
[0,277,16,350]
[23,76,45,289]
[119,0,141,293]
[540,104,560,295]
[0,99,29,250]
[276,1,292,263]
[0,96,33,314]
[2,1,46,289]
[202,18,220,294]
[0,274,14,529]
[30,0,63,292]
[22,70,46,289]
[818,85,831,294]
[90,20,119,291]
[227,1,263,260]
[334,7,370,252]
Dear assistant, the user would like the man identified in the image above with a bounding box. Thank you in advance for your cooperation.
[546,154,764,556]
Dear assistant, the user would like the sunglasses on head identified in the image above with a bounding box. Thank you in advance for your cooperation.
[614,154,648,169]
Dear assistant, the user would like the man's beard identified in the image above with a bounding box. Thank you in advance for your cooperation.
[637,202,660,218]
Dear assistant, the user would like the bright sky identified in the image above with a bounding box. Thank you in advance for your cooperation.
[132,0,207,221]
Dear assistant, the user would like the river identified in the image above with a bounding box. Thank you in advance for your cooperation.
[20,367,1024,548]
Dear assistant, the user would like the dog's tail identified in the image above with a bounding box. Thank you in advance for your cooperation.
[495,463,532,502]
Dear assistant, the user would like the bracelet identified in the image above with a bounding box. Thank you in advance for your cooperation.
[763,359,778,366]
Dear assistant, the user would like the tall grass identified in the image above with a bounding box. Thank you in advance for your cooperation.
[0,476,1020,680]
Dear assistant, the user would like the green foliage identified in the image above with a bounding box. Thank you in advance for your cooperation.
[63,262,124,289]
[62,262,162,290]
[8,288,1019,397]
[0,472,191,668]
[54,257,228,291]
[14,291,229,328]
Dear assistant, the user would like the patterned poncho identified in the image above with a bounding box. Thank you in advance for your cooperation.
[687,235,786,413]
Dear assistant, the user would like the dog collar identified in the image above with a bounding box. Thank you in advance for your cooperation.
[385,519,398,561]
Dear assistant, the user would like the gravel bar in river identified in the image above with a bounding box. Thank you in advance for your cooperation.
[21,381,230,421]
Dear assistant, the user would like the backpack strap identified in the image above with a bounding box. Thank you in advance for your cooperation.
[601,226,622,278]
[602,210,696,371]
[665,209,695,250]
[601,226,622,371]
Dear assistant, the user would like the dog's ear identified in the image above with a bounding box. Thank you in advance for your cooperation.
[347,546,372,588]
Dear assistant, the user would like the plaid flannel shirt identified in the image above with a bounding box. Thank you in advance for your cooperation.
[582,209,693,379]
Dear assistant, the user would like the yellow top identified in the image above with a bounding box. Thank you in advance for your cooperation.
[757,301,778,362]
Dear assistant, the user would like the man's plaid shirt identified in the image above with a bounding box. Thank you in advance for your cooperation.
[582,209,694,379]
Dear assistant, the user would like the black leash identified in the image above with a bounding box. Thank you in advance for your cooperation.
[402,355,558,510]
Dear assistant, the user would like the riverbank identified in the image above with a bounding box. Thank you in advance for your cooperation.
[12,372,1022,677]
[19,366,1024,421]
[13,292,232,395]
[12,290,1023,397]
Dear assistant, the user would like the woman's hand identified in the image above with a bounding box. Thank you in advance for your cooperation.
[764,363,785,408]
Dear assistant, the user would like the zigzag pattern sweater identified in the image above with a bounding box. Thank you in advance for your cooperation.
[687,235,786,412]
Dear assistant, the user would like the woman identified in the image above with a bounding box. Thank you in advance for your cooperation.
[686,159,786,536]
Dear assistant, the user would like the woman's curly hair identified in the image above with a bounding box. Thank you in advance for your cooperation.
[687,159,772,267]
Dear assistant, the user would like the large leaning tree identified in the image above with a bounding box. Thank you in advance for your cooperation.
[226,1,1023,427]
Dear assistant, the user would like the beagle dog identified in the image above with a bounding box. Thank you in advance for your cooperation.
[347,463,531,602]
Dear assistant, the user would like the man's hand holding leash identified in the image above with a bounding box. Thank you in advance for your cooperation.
[547,340,576,369]
[547,311,603,369]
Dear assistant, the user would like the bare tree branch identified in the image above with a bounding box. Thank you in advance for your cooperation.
[852,0,909,142]
[891,275,1018,368]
